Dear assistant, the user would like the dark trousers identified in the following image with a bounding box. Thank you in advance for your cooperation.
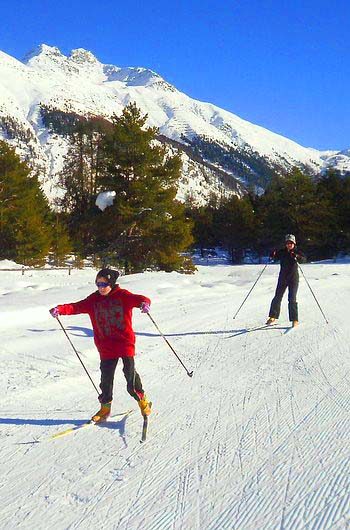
[98,357,144,404]
[269,275,299,321]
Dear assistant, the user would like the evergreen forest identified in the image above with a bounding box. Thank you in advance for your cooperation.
[1,103,350,270]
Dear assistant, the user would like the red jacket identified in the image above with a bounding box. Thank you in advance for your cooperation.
[57,286,150,360]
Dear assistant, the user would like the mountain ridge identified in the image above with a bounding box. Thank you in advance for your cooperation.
[0,44,349,204]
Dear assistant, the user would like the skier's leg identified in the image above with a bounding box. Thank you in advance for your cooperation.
[99,358,118,403]
[288,277,299,322]
[91,358,118,422]
[122,357,151,416]
[269,278,288,319]
[122,357,144,400]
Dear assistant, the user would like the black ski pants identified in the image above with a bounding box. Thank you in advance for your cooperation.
[98,357,144,404]
[269,274,299,321]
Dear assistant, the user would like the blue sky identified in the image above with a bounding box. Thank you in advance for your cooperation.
[1,0,349,150]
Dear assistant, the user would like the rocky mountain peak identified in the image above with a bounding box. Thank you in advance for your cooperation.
[69,48,99,65]
[23,44,64,64]
[103,64,165,87]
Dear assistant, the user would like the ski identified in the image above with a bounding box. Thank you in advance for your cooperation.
[50,421,92,440]
[17,410,134,445]
[249,323,276,332]
[284,325,299,334]
[49,409,134,441]
[245,322,278,333]
[140,415,148,443]
[140,402,152,443]
[232,322,295,338]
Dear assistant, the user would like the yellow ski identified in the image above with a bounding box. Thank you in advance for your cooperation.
[49,409,134,441]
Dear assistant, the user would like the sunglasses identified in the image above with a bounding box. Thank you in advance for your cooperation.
[96,282,110,288]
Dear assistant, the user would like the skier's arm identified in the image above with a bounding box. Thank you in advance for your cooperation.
[296,250,306,263]
[270,249,282,262]
[50,296,93,317]
[124,291,151,311]
[290,249,306,263]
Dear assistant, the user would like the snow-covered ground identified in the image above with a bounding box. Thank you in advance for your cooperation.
[1,262,349,529]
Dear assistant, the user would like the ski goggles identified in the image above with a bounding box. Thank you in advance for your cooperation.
[96,281,110,288]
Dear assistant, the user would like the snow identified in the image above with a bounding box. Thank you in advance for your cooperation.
[1,44,350,209]
[1,261,349,529]
[0,259,24,269]
[95,191,116,211]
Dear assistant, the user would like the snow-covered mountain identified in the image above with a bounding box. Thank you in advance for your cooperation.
[0,44,349,204]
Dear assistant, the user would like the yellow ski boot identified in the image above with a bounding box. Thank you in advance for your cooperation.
[266,317,276,325]
[91,402,111,423]
[138,395,151,417]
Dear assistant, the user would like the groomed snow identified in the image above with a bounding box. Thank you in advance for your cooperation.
[1,262,349,529]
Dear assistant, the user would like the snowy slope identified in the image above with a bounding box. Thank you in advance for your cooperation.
[0,45,329,164]
[0,44,349,205]
[1,262,349,529]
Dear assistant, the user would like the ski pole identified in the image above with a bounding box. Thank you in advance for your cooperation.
[56,316,100,394]
[298,265,329,324]
[233,262,269,319]
[147,313,193,378]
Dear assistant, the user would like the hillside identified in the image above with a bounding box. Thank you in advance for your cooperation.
[1,45,349,205]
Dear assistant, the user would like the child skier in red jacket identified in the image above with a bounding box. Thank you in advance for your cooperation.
[49,268,151,421]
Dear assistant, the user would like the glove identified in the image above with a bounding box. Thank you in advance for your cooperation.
[269,250,277,260]
[140,302,150,314]
[290,251,297,260]
[49,307,60,318]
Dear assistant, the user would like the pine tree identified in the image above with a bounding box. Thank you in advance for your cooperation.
[49,214,73,266]
[341,175,350,251]
[96,103,193,272]
[257,168,333,258]
[0,140,52,265]
[58,121,105,255]
[187,196,218,257]
[316,169,346,256]
[213,195,256,263]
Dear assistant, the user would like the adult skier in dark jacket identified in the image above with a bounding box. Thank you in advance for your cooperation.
[49,268,151,422]
[266,234,304,327]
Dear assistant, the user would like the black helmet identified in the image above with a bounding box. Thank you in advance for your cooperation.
[95,268,119,288]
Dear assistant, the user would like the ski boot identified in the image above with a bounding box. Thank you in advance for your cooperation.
[266,317,276,325]
[91,402,111,423]
[292,320,299,328]
[138,394,151,417]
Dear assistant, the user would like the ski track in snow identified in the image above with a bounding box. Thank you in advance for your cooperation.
[0,264,349,529]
